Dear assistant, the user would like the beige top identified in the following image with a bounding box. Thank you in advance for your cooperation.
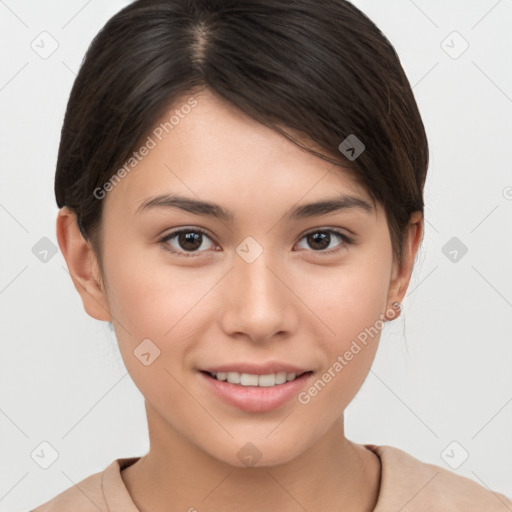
[30,444,512,511]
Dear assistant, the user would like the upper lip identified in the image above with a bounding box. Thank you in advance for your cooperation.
[201,362,312,376]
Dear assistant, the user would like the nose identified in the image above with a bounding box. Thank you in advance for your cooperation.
[217,248,297,344]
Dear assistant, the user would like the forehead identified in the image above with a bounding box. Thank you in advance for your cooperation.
[102,89,376,220]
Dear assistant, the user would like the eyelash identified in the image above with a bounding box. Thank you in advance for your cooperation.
[159,227,352,258]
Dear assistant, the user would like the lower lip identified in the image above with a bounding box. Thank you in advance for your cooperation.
[199,371,314,413]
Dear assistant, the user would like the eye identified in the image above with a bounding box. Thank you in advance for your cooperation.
[295,228,351,255]
[159,227,352,258]
[159,228,217,257]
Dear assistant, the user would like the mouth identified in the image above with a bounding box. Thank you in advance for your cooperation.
[200,370,313,387]
[199,368,315,412]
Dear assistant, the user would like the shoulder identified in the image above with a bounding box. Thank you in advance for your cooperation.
[366,444,512,512]
[29,460,115,512]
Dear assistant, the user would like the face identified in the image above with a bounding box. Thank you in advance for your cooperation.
[68,88,413,468]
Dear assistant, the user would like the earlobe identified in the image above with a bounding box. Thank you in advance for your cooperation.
[386,211,424,314]
[56,207,112,322]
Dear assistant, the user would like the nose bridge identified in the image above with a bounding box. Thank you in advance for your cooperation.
[221,238,294,339]
[235,241,284,307]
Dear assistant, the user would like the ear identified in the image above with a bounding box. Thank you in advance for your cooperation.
[56,207,112,322]
[387,211,424,307]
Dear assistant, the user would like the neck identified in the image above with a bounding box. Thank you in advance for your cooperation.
[121,405,381,512]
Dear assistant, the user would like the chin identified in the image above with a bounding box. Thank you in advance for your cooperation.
[206,436,309,469]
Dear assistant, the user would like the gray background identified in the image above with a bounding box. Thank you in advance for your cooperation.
[1,0,511,510]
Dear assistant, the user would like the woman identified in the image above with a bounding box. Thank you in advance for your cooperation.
[31,0,512,510]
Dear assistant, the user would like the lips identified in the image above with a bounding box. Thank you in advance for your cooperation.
[199,369,314,412]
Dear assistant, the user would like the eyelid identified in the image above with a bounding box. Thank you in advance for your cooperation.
[300,226,352,240]
[160,226,216,241]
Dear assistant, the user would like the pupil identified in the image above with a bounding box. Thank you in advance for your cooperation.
[308,232,329,250]
[179,232,201,251]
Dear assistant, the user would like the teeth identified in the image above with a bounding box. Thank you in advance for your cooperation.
[227,372,240,384]
[240,373,259,386]
[211,371,301,387]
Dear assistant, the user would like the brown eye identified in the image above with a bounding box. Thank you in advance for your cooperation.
[160,228,216,257]
[177,231,202,251]
[296,229,351,254]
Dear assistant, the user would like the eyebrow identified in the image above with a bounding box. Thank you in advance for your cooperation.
[135,193,374,222]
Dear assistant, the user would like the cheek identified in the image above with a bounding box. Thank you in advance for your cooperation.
[103,252,202,406]
[312,253,391,342]
[299,296,385,423]
[106,264,174,337]
[102,242,223,370]
[103,239,193,332]
[303,248,391,398]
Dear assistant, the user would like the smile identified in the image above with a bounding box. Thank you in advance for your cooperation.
[207,371,307,387]
[199,370,314,413]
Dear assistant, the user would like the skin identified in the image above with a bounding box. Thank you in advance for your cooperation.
[57,88,423,512]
